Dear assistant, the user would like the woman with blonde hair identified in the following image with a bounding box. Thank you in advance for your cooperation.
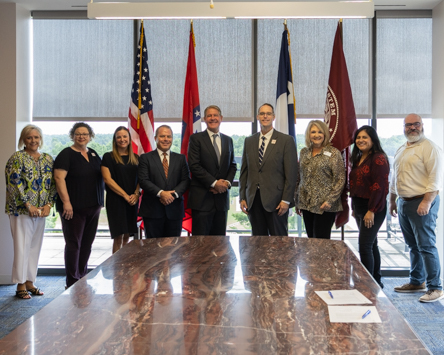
[5,124,56,298]
[101,126,139,253]
[296,120,345,239]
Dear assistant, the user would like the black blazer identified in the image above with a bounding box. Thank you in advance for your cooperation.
[187,131,237,211]
[138,150,190,219]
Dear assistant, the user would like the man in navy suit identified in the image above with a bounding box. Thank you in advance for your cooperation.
[187,105,237,235]
[139,125,191,238]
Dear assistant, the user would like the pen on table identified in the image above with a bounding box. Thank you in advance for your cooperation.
[362,310,371,319]
[328,291,334,299]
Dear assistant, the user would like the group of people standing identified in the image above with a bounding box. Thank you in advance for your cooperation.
[5,108,443,303]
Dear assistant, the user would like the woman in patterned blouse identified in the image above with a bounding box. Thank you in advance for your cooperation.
[4,124,56,299]
[297,120,345,239]
[350,126,389,289]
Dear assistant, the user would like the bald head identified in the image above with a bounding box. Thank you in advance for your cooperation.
[404,113,422,124]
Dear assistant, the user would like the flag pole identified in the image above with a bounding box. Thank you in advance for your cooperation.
[284,20,296,124]
[339,18,345,241]
[191,19,195,47]
[137,20,144,129]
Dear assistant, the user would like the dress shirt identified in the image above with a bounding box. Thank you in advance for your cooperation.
[259,129,274,153]
[157,148,171,164]
[207,129,221,155]
[390,137,443,198]
[206,129,231,189]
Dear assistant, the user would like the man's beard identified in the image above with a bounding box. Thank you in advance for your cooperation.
[404,129,424,143]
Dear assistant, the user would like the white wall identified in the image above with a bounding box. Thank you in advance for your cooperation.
[432,1,444,279]
[0,3,32,284]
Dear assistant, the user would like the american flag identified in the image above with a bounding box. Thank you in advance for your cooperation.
[128,21,155,155]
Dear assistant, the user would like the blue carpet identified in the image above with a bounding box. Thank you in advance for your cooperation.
[382,277,444,355]
[0,276,65,339]
[1,276,444,354]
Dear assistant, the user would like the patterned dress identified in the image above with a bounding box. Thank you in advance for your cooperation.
[5,151,56,216]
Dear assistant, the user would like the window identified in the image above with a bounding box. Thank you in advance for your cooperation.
[376,15,432,117]
[257,19,371,118]
[33,20,134,119]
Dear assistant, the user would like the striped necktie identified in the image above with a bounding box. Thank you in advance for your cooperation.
[162,152,168,179]
[259,136,266,164]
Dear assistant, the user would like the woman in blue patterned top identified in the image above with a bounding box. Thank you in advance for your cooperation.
[5,124,56,299]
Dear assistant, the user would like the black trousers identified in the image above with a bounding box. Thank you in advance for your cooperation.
[248,189,289,236]
[301,209,336,239]
[352,197,386,286]
[143,216,182,238]
[61,205,101,288]
[191,208,228,236]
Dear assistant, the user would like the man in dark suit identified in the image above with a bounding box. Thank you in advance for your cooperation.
[188,105,237,235]
[139,125,191,238]
[239,103,298,236]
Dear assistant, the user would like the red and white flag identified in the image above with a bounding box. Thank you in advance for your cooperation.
[128,21,155,155]
[324,21,358,228]
[181,22,201,233]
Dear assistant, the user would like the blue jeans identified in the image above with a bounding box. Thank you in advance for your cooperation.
[397,195,442,290]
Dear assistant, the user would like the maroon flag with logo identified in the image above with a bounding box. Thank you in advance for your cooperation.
[324,21,357,229]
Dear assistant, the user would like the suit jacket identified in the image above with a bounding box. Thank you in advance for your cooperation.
[138,151,191,219]
[187,131,237,211]
[239,130,298,212]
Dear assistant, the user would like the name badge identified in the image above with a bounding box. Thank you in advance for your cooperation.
[91,153,96,156]
[271,139,277,144]
[323,151,332,157]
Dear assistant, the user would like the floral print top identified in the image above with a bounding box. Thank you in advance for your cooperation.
[297,145,346,214]
[5,150,57,216]
[349,152,389,213]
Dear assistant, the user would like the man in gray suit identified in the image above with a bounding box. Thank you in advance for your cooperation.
[239,103,298,236]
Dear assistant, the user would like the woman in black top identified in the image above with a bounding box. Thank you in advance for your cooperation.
[54,122,104,288]
[101,126,139,254]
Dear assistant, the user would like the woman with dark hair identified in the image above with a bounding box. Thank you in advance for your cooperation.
[54,122,104,288]
[5,124,56,298]
[101,126,139,254]
[350,125,389,288]
[296,120,345,239]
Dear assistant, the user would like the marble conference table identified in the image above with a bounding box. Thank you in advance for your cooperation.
[0,236,429,354]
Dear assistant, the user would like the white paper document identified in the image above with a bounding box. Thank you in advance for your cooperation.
[328,306,381,323]
[315,290,372,305]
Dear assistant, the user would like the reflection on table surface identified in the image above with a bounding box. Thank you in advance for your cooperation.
[0,236,430,354]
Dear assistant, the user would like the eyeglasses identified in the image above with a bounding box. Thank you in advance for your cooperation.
[258,112,274,117]
[74,133,90,137]
[404,122,422,128]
